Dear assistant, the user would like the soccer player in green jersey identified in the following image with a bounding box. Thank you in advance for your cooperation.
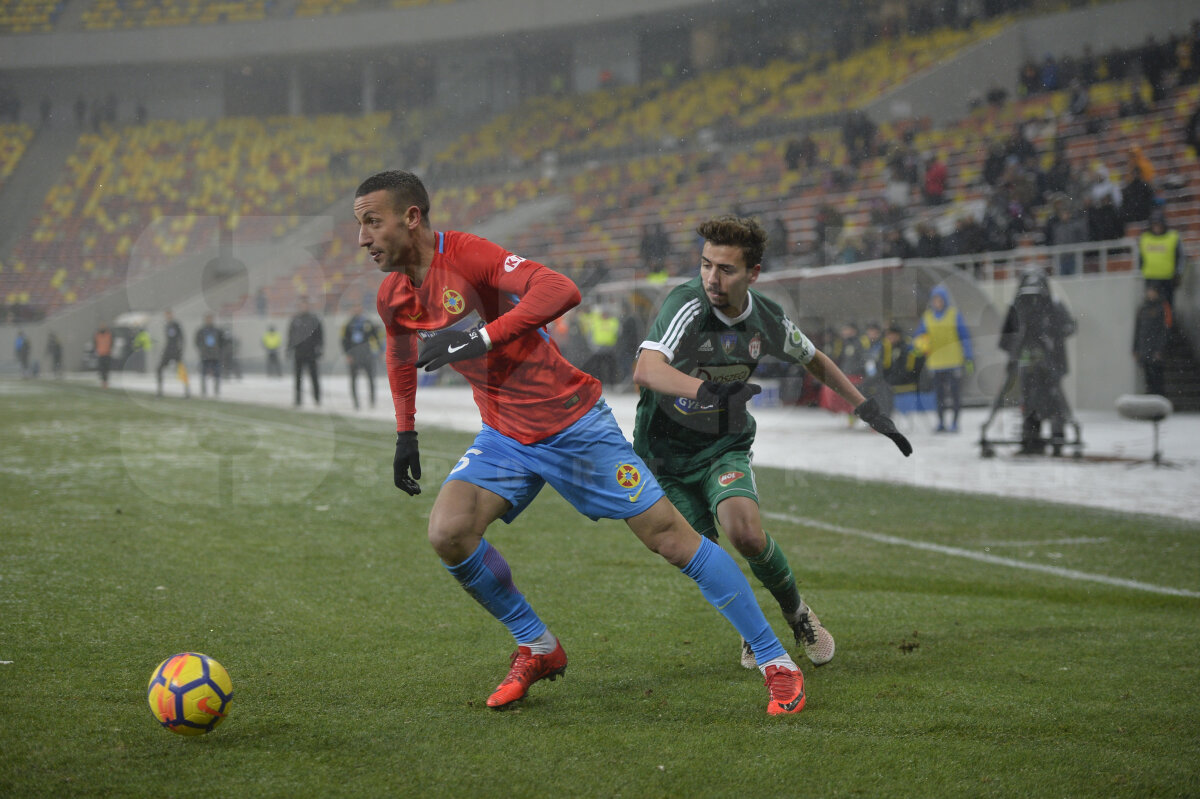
[632,215,912,668]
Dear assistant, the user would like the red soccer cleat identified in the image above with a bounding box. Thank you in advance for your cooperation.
[764,664,806,715]
[486,640,568,709]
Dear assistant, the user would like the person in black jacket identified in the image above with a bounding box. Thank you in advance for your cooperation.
[156,309,190,398]
[342,303,381,410]
[288,297,324,407]
[999,270,1076,455]
[1133,283,1171,396]
[194,314,224,397]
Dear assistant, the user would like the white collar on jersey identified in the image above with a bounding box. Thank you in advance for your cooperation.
[711,291,755,327]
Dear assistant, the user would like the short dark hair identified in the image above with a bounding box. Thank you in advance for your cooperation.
[696,215,766,270]
[355,170,431,224]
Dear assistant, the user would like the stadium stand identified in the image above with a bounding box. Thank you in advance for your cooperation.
[0,0,63,34]
[433,18,1008,174]
[81,0,269,29]
[0,123,32,189]
[3,113,393,314]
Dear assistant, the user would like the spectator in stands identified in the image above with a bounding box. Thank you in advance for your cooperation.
[1077,44,1099,85]
[945,214,987,259]
[1042,194,1088,276]
[812,204,843,265]
[287,297,324,407]
[1004,124,1037,164]
[1085,185,1125,245]
[982,141,1007,187]
[1181,21,1200,85]
[1088,163,1123,214]
[784,135,816,172]
[1140,35,1170,103]
[1121,144,1158,226]
[884,154,912,210]
[1186,101,1200,159]
[765,217,790,269]
[94,325,113,389]
[882,227,915,259]
[982,185,1026,251]
[922,152,948,205]
[1118,85,1149,118]
[1039,54,1061,93]
[1043,140,1075,197]
[639,222,671,276]
[842,110,876,169]
[194,314,224,397]
[1018,60,1040,96]
[913,285,973,433]
[836,231,864,265]
[1138,208,1184,310]
[914,222,943,258]
[1066,79,1090,119]
[1133,283,1171,396]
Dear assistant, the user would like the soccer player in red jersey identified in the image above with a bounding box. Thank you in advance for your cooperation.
[354,170,806,714]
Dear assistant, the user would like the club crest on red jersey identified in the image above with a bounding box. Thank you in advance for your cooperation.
[615,463,641,489]
[442,289,465,314]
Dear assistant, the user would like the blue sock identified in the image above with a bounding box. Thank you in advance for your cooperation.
[681,536,786,664]
[446,539,546,645]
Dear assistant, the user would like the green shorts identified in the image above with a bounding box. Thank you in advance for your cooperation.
[655,450,758,540]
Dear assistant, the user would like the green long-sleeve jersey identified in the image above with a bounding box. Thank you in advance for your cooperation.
[633,276,817,473]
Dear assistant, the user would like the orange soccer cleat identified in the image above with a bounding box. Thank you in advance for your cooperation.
[486,640,568,709]
[764,664,806,715]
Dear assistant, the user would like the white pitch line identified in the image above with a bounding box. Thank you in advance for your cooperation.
[980,537,1110,548]
[764,512,1200,599]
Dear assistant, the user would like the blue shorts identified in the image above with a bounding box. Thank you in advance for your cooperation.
[444,400,665,524]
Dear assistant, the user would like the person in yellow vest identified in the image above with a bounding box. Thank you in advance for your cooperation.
[582,304,621,385]
[913,285,974,433]
[131,327,152,373]
[1138,207,1184,310]
[262,324,283,377]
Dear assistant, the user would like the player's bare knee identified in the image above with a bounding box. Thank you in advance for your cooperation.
[427,522,478,566]
[725,525,765,558]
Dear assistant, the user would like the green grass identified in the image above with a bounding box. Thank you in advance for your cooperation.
[2,379,1199,798]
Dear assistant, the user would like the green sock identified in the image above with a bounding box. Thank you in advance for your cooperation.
[746,532,802,617]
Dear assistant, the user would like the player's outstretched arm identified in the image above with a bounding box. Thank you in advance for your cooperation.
[806,350,912,456]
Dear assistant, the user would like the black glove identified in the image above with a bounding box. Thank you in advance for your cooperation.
[415,328,489,372]
[697,380,762,435]
[854,397,913,457]
[393,431,422,495]
[696,379,762,407]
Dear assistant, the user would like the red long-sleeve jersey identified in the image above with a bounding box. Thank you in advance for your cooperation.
[377,230,602,444]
